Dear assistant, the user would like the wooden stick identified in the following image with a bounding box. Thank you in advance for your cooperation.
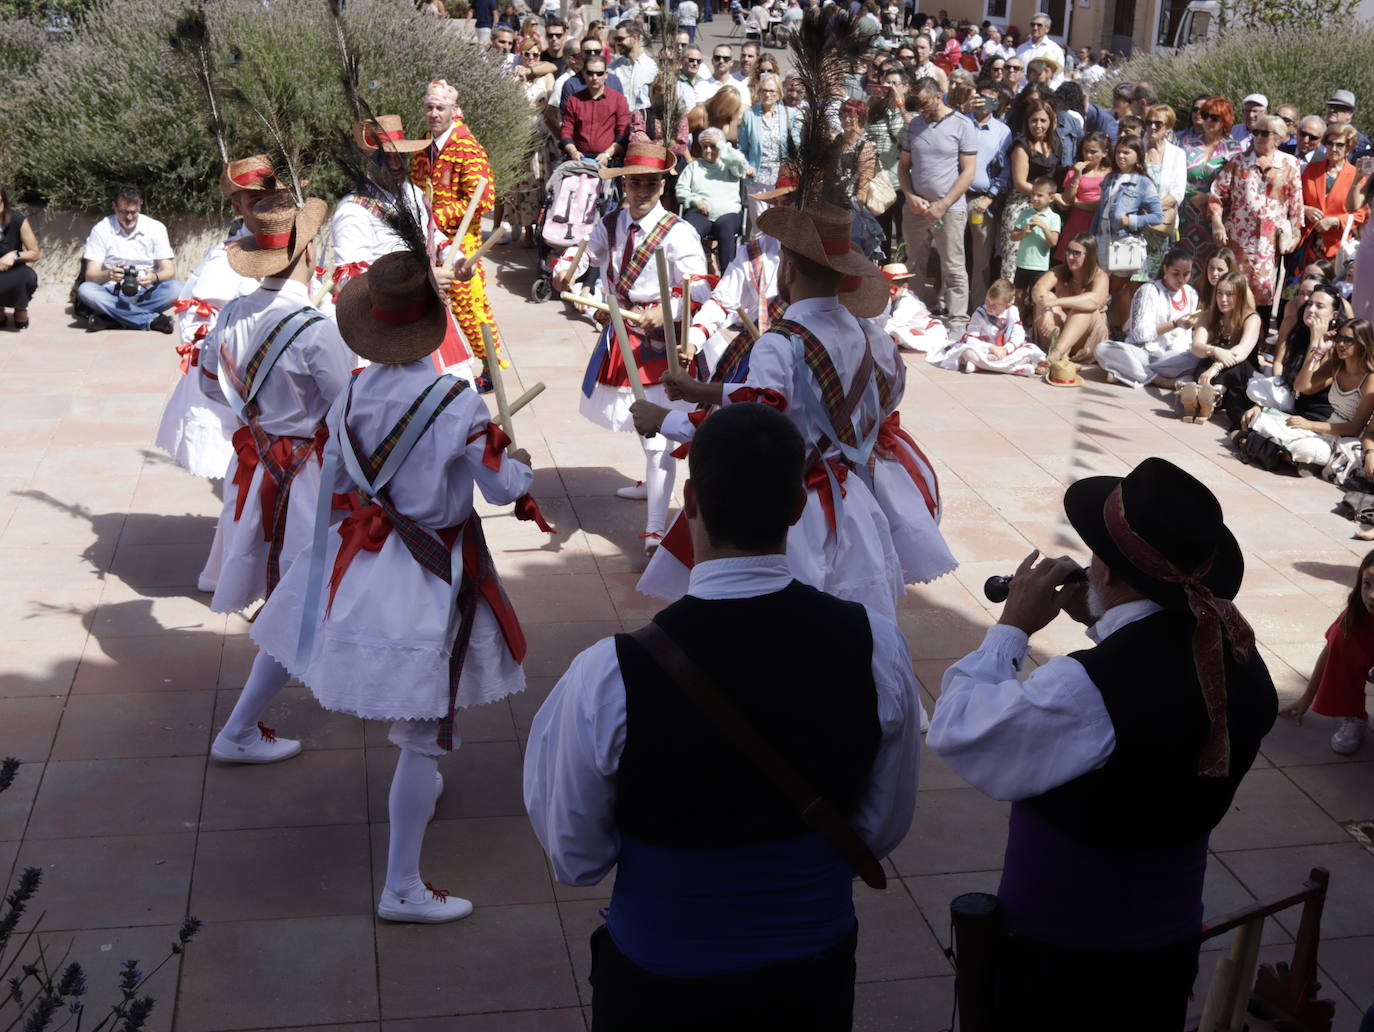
[480,324,515,452]
[441,175,489,272]
[559,292,646,324]
[492,382,546,430]
[568,237,589,278]
[459,228,505,274]
[606,293,646,403]
[310,271,334,308]
[737,306,760,340]
[680,275,691,356]
[655,249,681,376]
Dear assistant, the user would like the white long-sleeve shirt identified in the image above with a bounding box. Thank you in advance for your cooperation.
[523,554,922,885]
[1126,280,1198,355]
[199,279,356,437]
[329,185,430,268]
[690,235,781,350]
[927,600,1164,801]
[583,202,707,309]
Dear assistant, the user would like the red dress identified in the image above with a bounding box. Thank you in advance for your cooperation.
[1313,613,1374,719]
[1055,167,1106,262]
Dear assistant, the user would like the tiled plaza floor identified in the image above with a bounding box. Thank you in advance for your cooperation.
[2,244,1373,1029]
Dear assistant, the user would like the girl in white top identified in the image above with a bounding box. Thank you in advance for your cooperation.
[1095,247,1200,389]
[880,262,947,353]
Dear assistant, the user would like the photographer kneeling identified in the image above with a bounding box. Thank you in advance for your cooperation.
[926,457,1277,1031]
[76,183,181,333]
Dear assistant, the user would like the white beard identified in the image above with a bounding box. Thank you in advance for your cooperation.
[1087,579,1107,621]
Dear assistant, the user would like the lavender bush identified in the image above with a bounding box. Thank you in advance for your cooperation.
[0,0,535,214]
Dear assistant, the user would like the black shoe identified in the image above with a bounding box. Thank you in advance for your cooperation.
[150,314,174,334]
[86,313,114,333]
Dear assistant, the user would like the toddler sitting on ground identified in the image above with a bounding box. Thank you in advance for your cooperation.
[882,262,948,353]
[928,279,1045,375]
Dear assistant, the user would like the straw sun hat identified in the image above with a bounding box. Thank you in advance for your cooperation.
[334,250,448,365]
[226,193,329,279]
[757,201,887,318]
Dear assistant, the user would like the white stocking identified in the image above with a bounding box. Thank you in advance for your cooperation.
[641,431,677,536]
[385,746,440,899]
[218,650,290,743]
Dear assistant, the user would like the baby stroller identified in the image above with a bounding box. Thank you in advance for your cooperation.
[530,158,609,302]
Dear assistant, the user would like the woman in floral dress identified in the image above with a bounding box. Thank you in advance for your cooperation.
[1178,97,1242,277]
[1209,113,1303,312]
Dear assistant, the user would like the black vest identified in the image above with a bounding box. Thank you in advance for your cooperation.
[613,581,880,849]
[1025,608,1277,849]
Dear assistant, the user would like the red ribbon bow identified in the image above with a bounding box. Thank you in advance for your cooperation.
[875,412,940,520]
[171,298,219,319]
[805,458,850,534]
[332,261,370,284]
[230,426,327,538]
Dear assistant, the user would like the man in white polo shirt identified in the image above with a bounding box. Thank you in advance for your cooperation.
[78,183,182,333]
[1015,12,1064,89]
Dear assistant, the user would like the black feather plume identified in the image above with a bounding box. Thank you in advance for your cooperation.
[169,6,229,164]
[325,0,430,270]
[785,8,870,210]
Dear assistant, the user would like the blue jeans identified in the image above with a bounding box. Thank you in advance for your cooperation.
[77,279,182,329]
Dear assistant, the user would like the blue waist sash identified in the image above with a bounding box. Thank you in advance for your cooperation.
[606,832,856,979]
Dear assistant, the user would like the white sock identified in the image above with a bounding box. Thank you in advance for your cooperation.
[385,747,440,899]
[218,650,290,744]
[641,432,677,536]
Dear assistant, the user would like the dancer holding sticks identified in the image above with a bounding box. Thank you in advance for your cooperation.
[552,141,707,555]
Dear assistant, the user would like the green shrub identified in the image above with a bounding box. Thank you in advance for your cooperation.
[0,0,535,215]
[1092,24,1374,139]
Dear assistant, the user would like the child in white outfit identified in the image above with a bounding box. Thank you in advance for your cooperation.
[928,279,1045,375]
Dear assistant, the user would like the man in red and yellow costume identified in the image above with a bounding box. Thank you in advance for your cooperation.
[411,78,502,392]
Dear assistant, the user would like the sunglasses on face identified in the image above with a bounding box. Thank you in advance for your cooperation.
[1190,106,1203,115]
[684,57,700,63]
[1065,248,1086,257]
[1326,138,1347,146]
[1147,120,1166,128]
[1298,131,1321,140]
[585,69,606,76]
[1251,129,1278,138]
[714,54,731,60]
[548,31,564,38]
[1008,64,1023,71]
[1201,113,1221,121]
[1337,334,1358,343]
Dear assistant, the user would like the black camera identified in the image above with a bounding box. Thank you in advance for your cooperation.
[118,266,140,297]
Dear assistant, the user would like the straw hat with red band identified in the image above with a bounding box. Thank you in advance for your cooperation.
[881,263,914,282]
[226,194,329,279]
[353,115,430,154]
[599,141,678,179]
[218,154,282,199]
[757,201,887,318]
[335,250,448,365]
[1043,359,1084,388]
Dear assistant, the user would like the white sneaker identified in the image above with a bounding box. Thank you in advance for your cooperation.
[210,722,302,764]
[641,531,663,556]
[961,359,976,374]
[429,771,444,823]
[1331,716,1367,755]
[616,481,648,500]
[377,884,473,924]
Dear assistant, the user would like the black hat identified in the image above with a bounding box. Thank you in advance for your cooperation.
[1064,457,1243,609]
[1064,457,1252,778]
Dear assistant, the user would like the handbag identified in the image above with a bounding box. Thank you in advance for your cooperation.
[628,621,888,890]
[866,170,897,216]
[1100,232,1146,274]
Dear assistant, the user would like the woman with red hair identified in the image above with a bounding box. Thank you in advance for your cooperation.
[1178,97,1242,274]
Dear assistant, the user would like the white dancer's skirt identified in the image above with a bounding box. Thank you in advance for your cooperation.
[579,381,693,433]
[252,527,524,721]
[926,335,1045,376]
[154,373,236,479]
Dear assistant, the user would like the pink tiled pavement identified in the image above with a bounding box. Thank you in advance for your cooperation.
[1,243,1373,1028]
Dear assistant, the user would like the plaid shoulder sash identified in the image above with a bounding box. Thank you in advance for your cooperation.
[606,211,680,304]
[770,317,875,454]
[218,306,324,424]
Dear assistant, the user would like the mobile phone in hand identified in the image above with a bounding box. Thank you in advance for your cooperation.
[1361,155,1374,176]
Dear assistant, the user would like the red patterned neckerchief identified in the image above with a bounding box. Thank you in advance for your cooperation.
[710,295,787,386]
[1102,483,1255,777]
[771,317,872,451]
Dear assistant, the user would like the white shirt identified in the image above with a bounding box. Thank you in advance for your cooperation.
[963,302,1026,349]
[662,295,887,457]
[522,554,922,885]
[177,225,258,348]
[1127,280,1198,356]
[961,31,982,51]
[1015,36,1066,88]
[583,202,707,307]
[329,185,430,268]
[199,278,356,438]
[690,235,780,349]
[678,0,698,24]
[82,212,174,271]
[694,75,738,105]
[610,51,659,110]
[927,600,1165,802]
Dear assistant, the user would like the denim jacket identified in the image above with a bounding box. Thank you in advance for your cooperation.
[1090,172,1163,237]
